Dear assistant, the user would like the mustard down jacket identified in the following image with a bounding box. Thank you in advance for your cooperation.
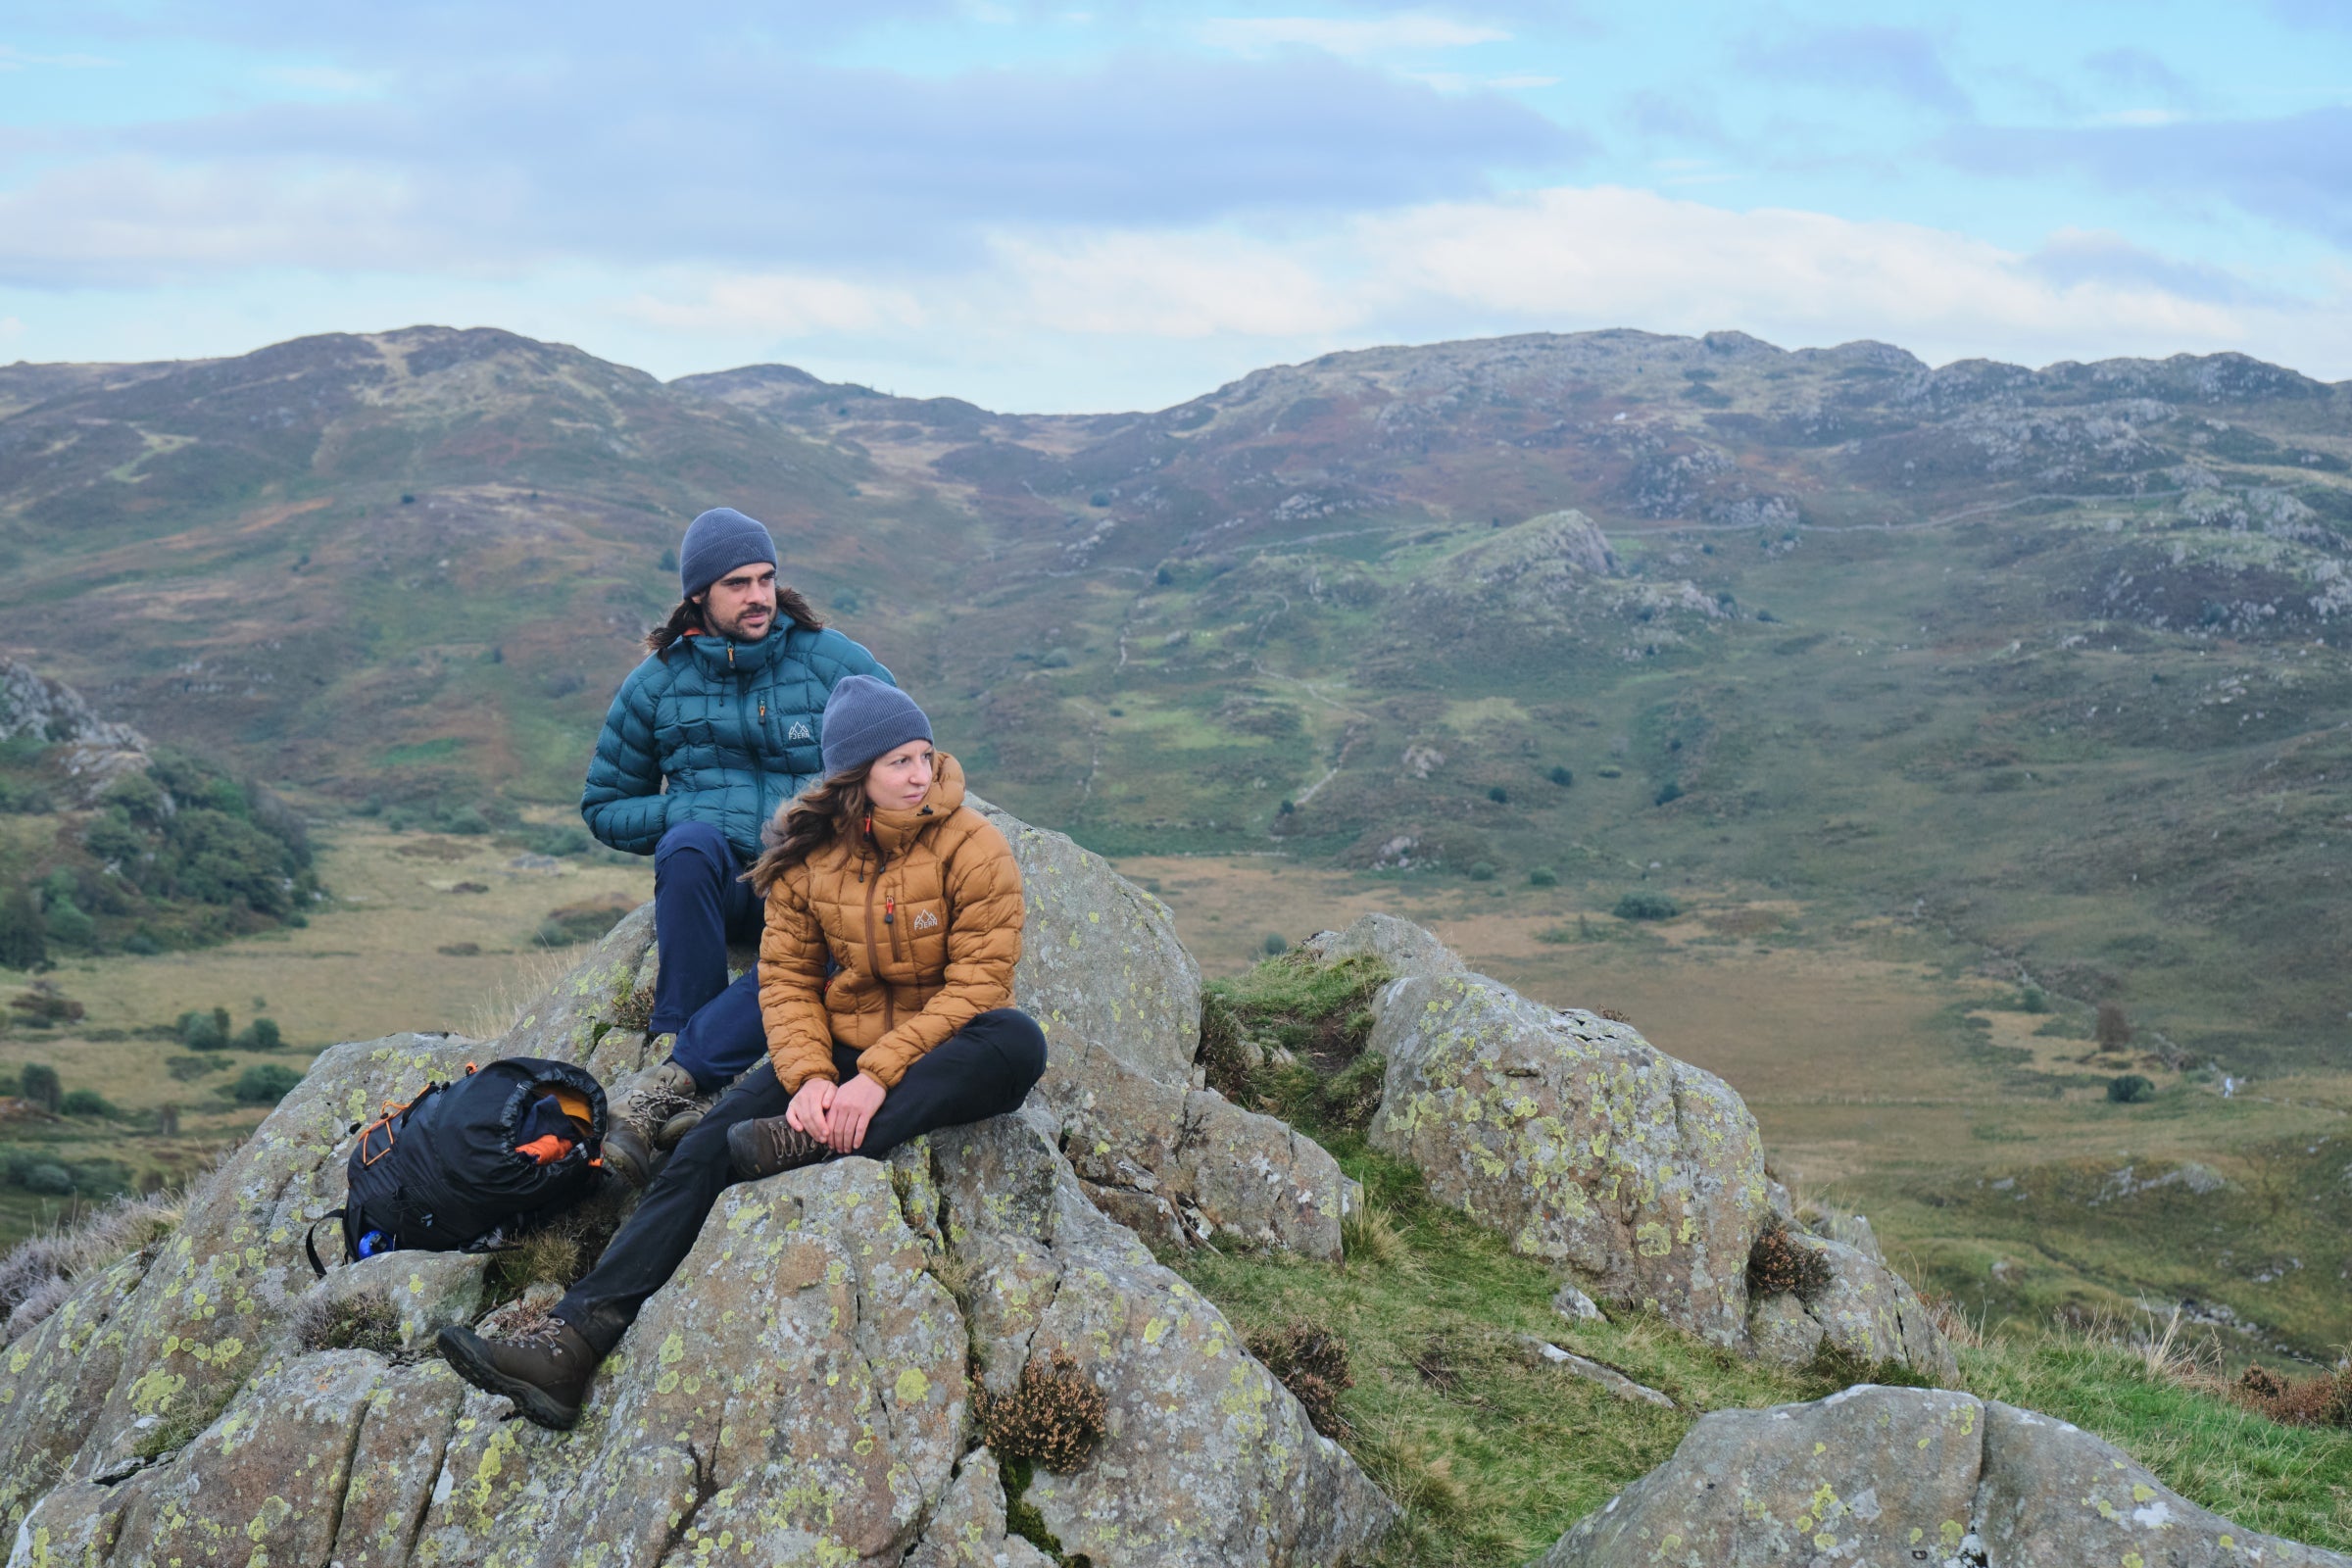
[758,754,1024,1093]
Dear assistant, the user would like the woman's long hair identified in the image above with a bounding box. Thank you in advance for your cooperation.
[644,584,826,656]
[747,768,871,894]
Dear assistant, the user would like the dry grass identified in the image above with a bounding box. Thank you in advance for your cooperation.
[1342,1197,1417,1274]
[0,1186,186,1341]
[977,1350,1109,1473]
[460,945,579,1043]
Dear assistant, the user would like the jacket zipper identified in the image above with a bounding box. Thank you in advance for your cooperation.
[862,830,895,1034]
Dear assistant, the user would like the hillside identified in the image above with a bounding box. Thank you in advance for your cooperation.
[1,324,2348,1084]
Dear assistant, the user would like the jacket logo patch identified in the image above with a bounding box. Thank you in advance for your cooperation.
[910,908,941,931]
[786,720,813,742]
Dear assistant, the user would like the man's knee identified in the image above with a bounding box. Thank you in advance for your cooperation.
[655,819,731,874]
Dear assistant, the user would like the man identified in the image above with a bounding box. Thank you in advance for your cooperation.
[580,506,892,1180]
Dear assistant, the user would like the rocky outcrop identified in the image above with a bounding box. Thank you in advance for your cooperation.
[1367,975,1768,1348]
[0,659,150,804]
[0,803,1392,1568]
[1302,912,1464,982]
[1535,1384,2352,1567]
[1746,1230,1959,1385]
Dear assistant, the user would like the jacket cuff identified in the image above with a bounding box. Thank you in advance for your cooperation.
[774,1057,838,1096]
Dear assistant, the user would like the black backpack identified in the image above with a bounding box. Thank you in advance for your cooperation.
[305,1057,610,1276]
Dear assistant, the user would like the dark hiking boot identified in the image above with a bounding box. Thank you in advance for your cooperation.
[613,1058,706,1154]
[727,1115,831,1181]
[653,1103,707,1151]
[436,1317,602,1431]
[600,1120,667,1189]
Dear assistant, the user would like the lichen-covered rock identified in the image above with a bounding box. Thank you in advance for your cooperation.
[506,903,660,1076]
[1302,912,1466,982]
[1535,1386,2352,1568]
[415,1156,967,1568]
[1367,975,1767,1346]
[1977,1400,2350,1567]
[970,794,1200,1086]
[1535,1385,1988,1567]
[1805,1205,1885,1263]
[1744,1230,1957,1384]
[295,1250,488,1355]
[1055,1050,1347,1257]
[75,1031,478,1477]
[0,1255,148,1533]
[903,1446,1055,1568]
[924,1114,1396,1567]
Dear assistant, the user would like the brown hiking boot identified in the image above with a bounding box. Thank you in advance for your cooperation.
[436,1317,602,1430]
[727,1115,831,1181]
[601,1120,665,1189]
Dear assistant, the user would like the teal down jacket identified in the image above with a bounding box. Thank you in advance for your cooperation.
[579,625,894,863]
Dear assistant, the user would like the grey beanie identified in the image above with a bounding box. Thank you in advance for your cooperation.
[822,675,932,779]
[678,507,778,600]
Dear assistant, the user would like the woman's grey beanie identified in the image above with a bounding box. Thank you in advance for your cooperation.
[822,675,932,778]
[679,507,778,600]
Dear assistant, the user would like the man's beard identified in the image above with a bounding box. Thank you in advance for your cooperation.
[705,602,774,641]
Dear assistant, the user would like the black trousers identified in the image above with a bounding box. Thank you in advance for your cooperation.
[556,1007,1047,1355]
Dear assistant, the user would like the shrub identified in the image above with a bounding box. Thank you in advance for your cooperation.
[1652,781,1685,807]
[537,898,632,948]
[0,884,46,970]
[1466,861,1496,882]
[230,1064,303,1104]
[19,1163,73,1197]
[291,1290,403,1355]
[9,985,83,1026]
[1247,1320,1353,1438]
[977,1350,1108,1472]
[1261,932,1288,956]
[1612,891,1680,921]
[235,1017,282,1051]
[2106,1074,2156,1104]
[43,900,94,950]
[2019,985,2048,1013]
[1746,1220,1832,1299]
[18,1062,60,1112]
[59,1089,117,1118]
[1528,867,1558,888]
[1547,765,1573,787]
[1486,786,1509,805]
[178,1007,234,1052]
[2235,1363,2352,1429]
[2094,1002,2134,1052]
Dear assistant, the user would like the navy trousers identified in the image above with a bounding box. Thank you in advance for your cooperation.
[667,966,770,1094]
[556,1007,1049,1355]
[649,822,763,1040]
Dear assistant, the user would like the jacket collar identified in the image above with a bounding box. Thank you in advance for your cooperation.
[867,754,966,858]
[679,624,789,677]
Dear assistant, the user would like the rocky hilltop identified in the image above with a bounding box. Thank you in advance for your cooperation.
[0,805,2338,1566]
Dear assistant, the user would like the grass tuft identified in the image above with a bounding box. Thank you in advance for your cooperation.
[290,1289,402,1356]
[978,1350,1109,1474]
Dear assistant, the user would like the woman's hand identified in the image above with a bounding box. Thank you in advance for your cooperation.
[786,1077,836,1140]
[826,1073,887,1154]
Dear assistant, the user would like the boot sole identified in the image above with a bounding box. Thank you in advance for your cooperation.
[435,1326,582,1431]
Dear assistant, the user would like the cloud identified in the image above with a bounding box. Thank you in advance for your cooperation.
[625,184,2337,397]
[1943,106,2352,249]
[2080,47,2199,111]
[0,46,119,70]
[0,52,1579,286]
[1734,24,1970,117]
[1619,89,1728,147]
[1199,14,1509,57]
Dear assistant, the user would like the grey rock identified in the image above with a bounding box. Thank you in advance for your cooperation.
[1521,1340,1673,1407]
[971,793,1201,1086]
[904,1446,1056,1568]
[1368,975,1767,1347]
[1535,1386,2352,1568]
[295,1250,487,1354]
[1301,912,1466,982]
[1805,1205,1885,1263]
[1977,1399,2351,1567]
[1745,1230,1958,1384]
[1550,1283,1604,1324]
[927,1115,1395,1567]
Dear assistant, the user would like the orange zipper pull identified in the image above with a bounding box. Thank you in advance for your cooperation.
[884,896,895,925]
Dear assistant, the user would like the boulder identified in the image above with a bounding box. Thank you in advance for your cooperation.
[292,1249,488,1355]
[1367,977,1767,1347]
[971,795,1201,1087]
[1744,1230,1958,1385]
[921,1112,1396,1566]
[1301,912,1465,982]
[903,1446,1055,1568]
[1534,1385,2352,1568]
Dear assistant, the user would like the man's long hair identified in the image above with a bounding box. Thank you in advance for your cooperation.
[644,585,826,656]
[747,768,871,895]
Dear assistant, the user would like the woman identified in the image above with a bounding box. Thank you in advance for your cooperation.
[439,676,1048,1430]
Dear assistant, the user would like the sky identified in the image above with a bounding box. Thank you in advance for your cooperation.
[2,1,2349,411]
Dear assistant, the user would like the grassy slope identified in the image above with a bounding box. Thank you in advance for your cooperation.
[1169,952,2352,1566]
